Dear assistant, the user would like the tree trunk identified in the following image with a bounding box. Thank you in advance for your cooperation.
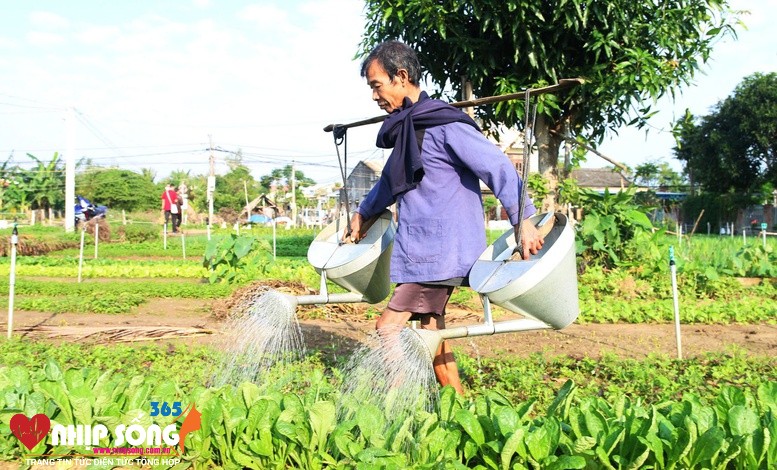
[535,114,563,212]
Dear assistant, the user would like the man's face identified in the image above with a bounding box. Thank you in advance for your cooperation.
[365,60,408,113]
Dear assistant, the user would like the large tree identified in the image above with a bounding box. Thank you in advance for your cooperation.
[675,72,777,198]
[361,0,740,209]
[76,168,159,212]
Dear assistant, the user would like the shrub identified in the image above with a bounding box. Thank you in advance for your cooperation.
[117,223,160,243]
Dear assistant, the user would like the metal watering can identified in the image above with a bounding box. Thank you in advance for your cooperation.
[281,209,579,363]
[412,212,580,359]
[281,210,396,310]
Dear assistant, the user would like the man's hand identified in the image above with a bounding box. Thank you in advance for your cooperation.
[513,218,545,260]
[344,212,380,243]
[345,212,364,243]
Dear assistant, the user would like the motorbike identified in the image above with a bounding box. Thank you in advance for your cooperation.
[74,195,107,227]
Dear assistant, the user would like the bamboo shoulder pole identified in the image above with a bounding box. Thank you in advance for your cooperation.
[323,78,584,133]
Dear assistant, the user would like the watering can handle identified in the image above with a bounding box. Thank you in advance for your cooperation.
[511,213,556,261]
[341,213,380,244]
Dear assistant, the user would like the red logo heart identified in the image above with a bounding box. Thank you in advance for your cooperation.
[10,414,51,451]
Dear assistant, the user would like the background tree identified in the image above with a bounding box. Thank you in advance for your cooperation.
[76,168,159,212]
[0,155,22,212]
[259,165,315,212]
[675,72,777,198]
[633,161,685,192]
[23,153,65,215]
[214,164,262,213]
[361,0,740,209]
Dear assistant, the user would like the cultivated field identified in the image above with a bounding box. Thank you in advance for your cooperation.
[1,221,775,468]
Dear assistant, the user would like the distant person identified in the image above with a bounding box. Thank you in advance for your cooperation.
[161,183,180,233]
[174,192,184,230]
[178,181,189,225]
[346,41,544,395]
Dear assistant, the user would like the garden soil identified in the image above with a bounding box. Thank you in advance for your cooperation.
[6,287,775,361]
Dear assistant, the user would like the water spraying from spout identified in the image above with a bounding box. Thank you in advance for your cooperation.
[211,288,306,387]
[338,325,439,433]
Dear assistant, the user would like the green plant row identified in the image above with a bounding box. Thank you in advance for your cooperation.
[578,266,777,301]
[0,256,197,268]
[0,358,774,469]
[457,351,777,408]
[0,293,147,315]
[0,263,205,279]
[3,341,774,410]
[577,296,777,324]
[0,279,233,299]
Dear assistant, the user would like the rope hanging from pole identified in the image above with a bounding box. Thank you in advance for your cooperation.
[514,87,538,258]
[332,125,352,241]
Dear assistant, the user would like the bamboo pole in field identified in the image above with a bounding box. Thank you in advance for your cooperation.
[689,209,705,237]
[94,223,99,259]
[669,246,682,359]
[7,225,18,339]
[78,226,86,283]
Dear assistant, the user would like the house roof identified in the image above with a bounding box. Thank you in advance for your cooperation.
[362,160,384,174]
[570,167,630,188]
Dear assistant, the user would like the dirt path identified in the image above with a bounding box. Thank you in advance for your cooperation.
[5,298,776,360]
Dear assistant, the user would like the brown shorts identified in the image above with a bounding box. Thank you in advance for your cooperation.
[387,283,455,318]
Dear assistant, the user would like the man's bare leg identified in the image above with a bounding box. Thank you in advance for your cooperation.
[375,308,413,385]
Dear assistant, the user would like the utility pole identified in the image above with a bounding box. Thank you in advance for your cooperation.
[207,135,215,229]
[64,107,76,232]
[290,160,297,227]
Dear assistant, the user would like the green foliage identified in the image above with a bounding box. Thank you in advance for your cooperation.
[0,345,775,468]
[676,72,777,195]
[0,279,231,299]
[202,234,270,284]
[526,173,550,209]
[571,187,655,268]
[0,279,233,314]
[681,192,748,232]
[213,163,262,214]
[633,160,686,191]
[118,223,160,243]
[272,233,314,257]
[0,258,205,279]
[24,153,65,212]
[0,153,66,213]
[482,195,498,220]
[360,0,740,180]
[76,168,159,212]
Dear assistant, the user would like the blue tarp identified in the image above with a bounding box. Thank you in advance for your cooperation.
[249,214,271,224]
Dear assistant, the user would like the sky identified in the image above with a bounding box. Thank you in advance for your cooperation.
[0,0,774,188]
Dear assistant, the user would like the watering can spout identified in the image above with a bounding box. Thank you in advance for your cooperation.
[409,319,552,361]
[410,329,444,362]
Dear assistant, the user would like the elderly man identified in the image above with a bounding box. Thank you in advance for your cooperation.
[348,40,544,394]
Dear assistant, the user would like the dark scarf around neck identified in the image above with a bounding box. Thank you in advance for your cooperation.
[376,91,480,197]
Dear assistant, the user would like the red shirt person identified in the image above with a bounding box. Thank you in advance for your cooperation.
[161,184,180,232]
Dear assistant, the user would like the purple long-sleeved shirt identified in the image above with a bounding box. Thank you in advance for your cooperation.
[357,121,536,283]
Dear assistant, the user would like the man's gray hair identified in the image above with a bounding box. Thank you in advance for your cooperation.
[360,40,421,85]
